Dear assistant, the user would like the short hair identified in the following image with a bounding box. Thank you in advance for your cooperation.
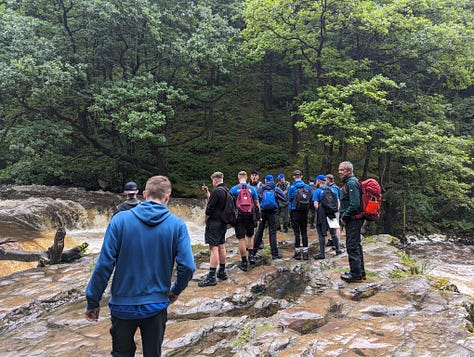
[238,171,247,178]
[340,161,353,172]
[211,171,224,180]
[144,176,171,200]
[326,174,335,183]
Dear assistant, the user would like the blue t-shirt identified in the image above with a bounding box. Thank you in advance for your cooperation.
[312,184,340,203]
[229,182,259,201]
[109,302,169,319]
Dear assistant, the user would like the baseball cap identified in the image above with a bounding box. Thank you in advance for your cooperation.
[315,174,326,181]
[264,174,274,182]
[123,181,139,194]
[293,170,302,176]
[251,170,259,175]
[277,173,285,179]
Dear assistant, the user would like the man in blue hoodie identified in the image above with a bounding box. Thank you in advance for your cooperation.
[85,175,195,357]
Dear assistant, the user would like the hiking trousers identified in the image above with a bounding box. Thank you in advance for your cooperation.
[110,308,167,357]
[254,210,278,256]
[345,217,365,278]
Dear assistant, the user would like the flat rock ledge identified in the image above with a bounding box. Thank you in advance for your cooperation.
[0,233,473,356]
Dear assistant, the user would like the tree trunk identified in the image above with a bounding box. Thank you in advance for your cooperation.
[291,63,303,155]
[0,228,88,266]
[262,52,273,118]
[48,227,66,264]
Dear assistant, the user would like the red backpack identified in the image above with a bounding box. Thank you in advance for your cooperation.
[345,178,382,221]
[235,184,254,215]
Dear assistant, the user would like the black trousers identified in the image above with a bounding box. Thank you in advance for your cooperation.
[290,210,309,248]
[345,218,365,278]
[110,308,167,357]
[253,210,278,256]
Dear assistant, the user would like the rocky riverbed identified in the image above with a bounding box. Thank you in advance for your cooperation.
[0,233,473,356]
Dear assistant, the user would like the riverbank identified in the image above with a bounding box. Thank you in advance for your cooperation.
[0,232,473,356]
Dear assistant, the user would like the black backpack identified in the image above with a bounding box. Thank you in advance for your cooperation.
[320,188,338,218]
[219,187,237,226]
[294,187,310,211]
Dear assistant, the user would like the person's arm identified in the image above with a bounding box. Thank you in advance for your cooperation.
[312,189,319,210]
[275,187,288,202]
[171,222,196,299]
[85,221,120,321]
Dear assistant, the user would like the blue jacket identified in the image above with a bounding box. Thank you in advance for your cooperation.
[288,180,311,210]
[259,182,287,211]
[86,200,195,310]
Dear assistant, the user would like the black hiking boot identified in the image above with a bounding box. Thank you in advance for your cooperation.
[198,275,217,287]
[217,270,228,280]
[293,251,302,260]
[248,252,256,265]
[238,260,248,272]
[340,272,363,283]
[303,252,309,260]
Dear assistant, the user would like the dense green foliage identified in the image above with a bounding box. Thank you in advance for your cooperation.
[0,0,473,238]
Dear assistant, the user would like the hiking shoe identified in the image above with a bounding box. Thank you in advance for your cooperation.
[292,252,302,260]
[327,240,334,247]
[340,272,363,283]
[283,228,288,233]
[310,224,315,229]
[303,252,309,260]
[198,275,217,287]
[272,253,283,259]
[238,261,248,272]
[335,250,342,256]
[312,254,325,260]
[248,253,256,265]
[258,242,265,250]
[217,270,228,280]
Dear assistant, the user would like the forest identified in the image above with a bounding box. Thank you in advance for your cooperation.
[0,0,473,238]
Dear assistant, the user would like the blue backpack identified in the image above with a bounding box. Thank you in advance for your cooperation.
[260,188,278,210]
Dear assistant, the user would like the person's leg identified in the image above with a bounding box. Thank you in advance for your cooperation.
[344,218,364,278]
[253,217,265,254]
[314,225,325,259]
[300,211,309,248]
[198,244,219,287]
[110,316,138,357]
[267,212,279,257]
[329,228,342,254]
[291,211,301,259]
[237,238,247,260]
[309,206,316,228]
[139,309,167,357]
[276,208,281,231]
[282,206,289,232]
[234,219,247,259]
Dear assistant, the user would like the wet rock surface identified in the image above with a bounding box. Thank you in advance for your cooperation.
[0,233,473,357]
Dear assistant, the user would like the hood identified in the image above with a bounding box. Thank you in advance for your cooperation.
[293,180,306,189]
[131,200,171,226]
[263,182,276,190]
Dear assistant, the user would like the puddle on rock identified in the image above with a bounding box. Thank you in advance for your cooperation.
[263,271,308,301]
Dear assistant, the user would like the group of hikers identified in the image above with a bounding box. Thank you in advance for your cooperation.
[84,161,366,356]
[198,161,365,287]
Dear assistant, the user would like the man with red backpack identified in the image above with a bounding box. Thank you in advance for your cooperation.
[230,171,260,271]
[338,161,366,283]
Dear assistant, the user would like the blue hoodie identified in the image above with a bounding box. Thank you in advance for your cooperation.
[86,201,195,310]
[288,180,311,210]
